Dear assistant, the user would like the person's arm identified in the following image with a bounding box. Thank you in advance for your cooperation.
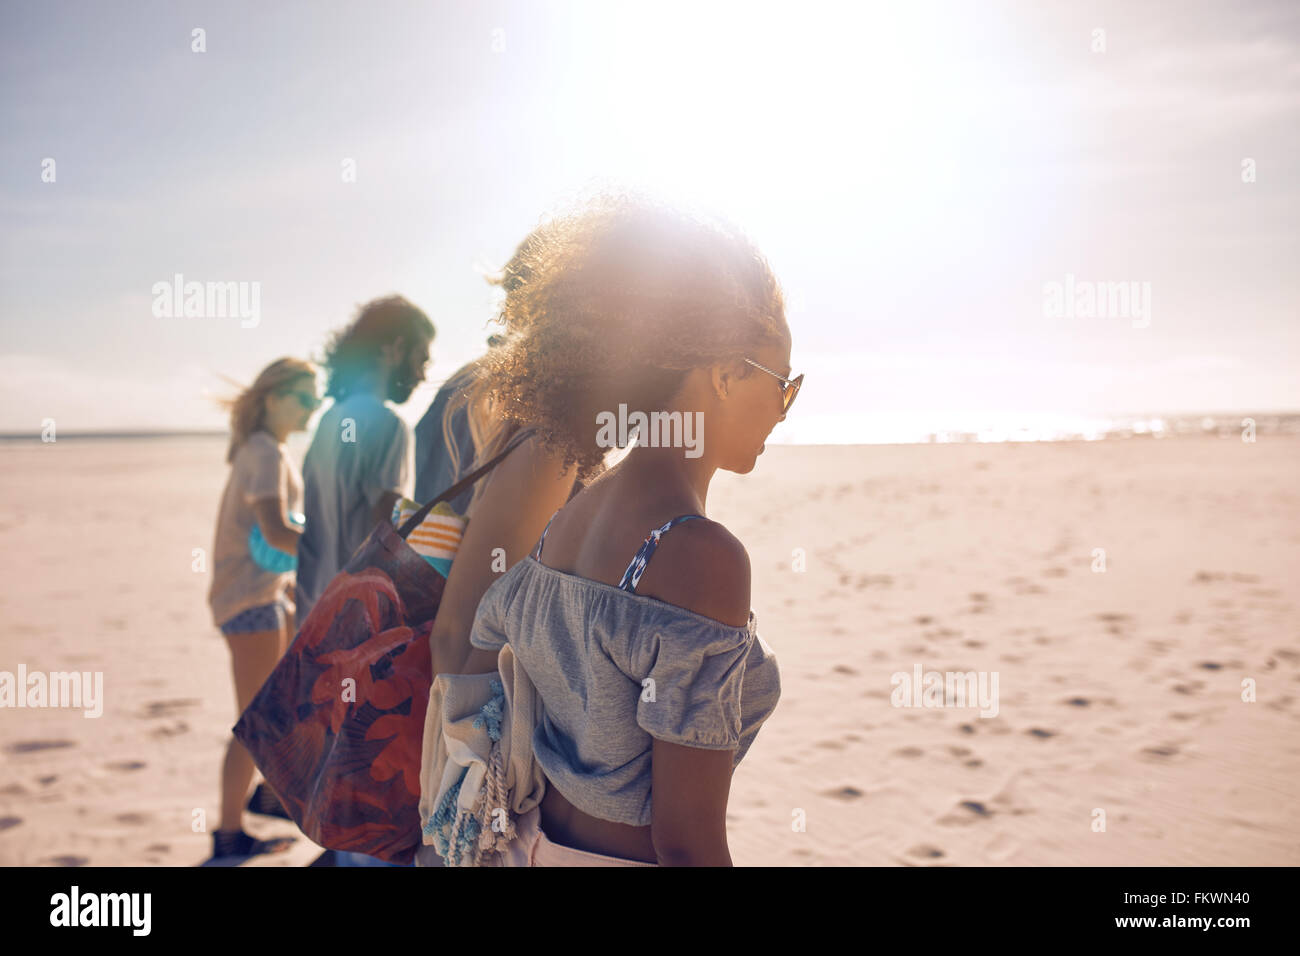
[251,498,303,554]
[243,438,301,554]
[650,742,735,866]
[429,433,576,677]
[637,520,752,866]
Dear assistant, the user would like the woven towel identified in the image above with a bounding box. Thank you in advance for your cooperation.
[418,643,547,866]
[391,498,465,578]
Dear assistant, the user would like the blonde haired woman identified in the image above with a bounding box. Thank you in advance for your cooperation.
[207,357,321,861]
[424,193,793,865]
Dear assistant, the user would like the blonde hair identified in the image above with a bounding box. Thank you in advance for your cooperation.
[217,357,319,463]
[443,190,788,513]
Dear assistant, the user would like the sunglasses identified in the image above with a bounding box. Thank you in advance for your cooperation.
[282,389,322,412]
[743,358,802,414]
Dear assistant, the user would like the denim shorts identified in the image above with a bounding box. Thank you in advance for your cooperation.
[219,601,287,636]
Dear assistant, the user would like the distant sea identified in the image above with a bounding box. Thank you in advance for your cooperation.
[1,412,1297,446]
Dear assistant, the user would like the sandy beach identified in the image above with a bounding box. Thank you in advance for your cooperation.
[1,435,1297,866]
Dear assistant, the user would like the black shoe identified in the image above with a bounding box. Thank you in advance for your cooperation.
[209,828,295,862]
[246,782,293,821]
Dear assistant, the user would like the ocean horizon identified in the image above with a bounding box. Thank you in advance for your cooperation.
[2,410,1297,447]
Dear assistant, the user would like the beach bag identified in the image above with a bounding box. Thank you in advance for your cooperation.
[232,428,536,864]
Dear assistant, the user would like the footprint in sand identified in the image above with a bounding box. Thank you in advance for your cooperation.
[1064,697,1090,707]
[824,786,865,801]
[0,783,27,796]
[1096,612,1132,635]
[47,855,89,866]
[105,760,146,773]
[150,721,190,738]
[894,746,924,758]
[1198,661,1223,670]
[1026,728,1058,738]
[114,813,149,826]
[140,699,200,719]
[1042,567,1067,578]
[1006,576,1047,595]
[938,800,993,826]
[1140,744,1180,760]
[906,844,946,859]
[816,739,847,750]
[915,615,934,625]
[947,746,972,757]
[856,574,893,589]
[831,665,858,676]
[37,775,57,786]
[1172,681,1205,695]
[0,816,21,833]
[5,740,75,755]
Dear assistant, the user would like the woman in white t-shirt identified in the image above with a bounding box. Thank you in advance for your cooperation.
[207,357,320,861]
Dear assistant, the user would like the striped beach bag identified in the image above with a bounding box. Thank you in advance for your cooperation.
[233,428,536,864]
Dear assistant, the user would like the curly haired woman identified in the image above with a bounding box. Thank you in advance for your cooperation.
[422,192,797,866]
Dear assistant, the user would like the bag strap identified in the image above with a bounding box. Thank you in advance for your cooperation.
[397,427,537,539]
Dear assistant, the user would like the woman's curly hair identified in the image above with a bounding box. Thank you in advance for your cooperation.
[446,191,788,508]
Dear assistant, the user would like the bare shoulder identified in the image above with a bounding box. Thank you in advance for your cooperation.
[634,517,751,630]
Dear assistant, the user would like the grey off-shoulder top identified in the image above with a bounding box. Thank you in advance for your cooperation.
[469,554,781,828]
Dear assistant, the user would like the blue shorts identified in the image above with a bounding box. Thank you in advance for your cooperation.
[219,601,287,636]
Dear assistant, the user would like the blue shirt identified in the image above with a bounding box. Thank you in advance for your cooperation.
[297,392,413,621]
[413,363,478,512]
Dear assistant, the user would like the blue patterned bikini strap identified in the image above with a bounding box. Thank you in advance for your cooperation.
[533,509,561,560]
[617,514,706,593]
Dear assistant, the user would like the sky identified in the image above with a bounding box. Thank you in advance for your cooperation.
[1,0,1297,442]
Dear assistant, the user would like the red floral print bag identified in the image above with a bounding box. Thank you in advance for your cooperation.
[232,428,535,864]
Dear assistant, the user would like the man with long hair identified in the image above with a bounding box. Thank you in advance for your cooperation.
[296,295,435,624]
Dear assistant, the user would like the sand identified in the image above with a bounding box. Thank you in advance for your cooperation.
[1,435,1297,866]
